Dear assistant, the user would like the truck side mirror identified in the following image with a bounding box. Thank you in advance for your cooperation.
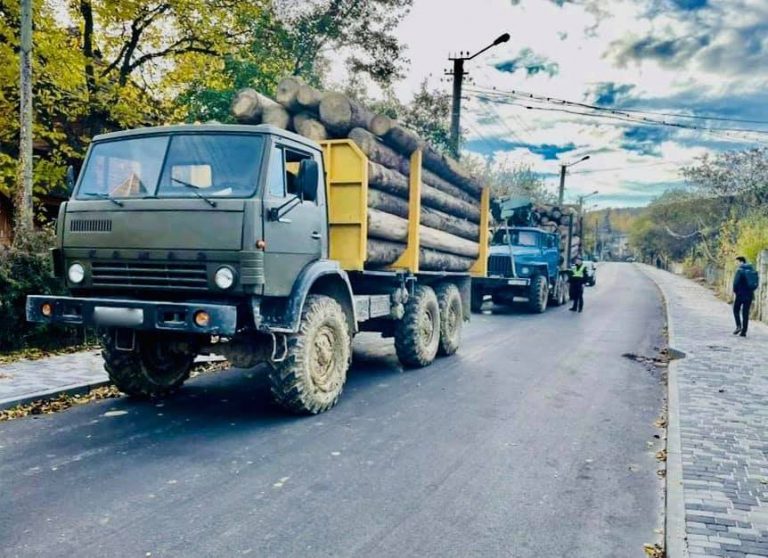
[297,159,319,202]
[66,165,76,194]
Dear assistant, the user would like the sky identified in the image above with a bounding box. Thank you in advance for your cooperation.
[392,0,768,208]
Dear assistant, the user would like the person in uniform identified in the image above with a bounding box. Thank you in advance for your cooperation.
[569,256,587,313]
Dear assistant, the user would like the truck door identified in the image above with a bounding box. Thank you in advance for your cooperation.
[262,142,326,297]
[545,234,560,281]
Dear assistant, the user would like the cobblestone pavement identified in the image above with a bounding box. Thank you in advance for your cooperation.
[0,350,106,408]
[0,350,226,409]
[640,265,768,558]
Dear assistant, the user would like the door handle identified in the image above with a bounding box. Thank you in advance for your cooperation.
[311,231,321,240]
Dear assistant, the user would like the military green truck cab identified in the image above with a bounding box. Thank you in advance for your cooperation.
[28,124,473,414]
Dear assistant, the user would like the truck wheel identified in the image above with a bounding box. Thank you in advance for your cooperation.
[559,276,569,305]
[550,275,566,306]
[102,331,195,399]
[395,285,440,368]
[436,283,462,356]
[527,275,549,313]
[268,295,351,415]
[470,284,484,313]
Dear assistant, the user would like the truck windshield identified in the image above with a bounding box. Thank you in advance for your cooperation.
[491,229,539,247]
[77,134,265,200]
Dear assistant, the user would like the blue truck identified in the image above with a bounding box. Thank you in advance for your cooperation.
[471,198,578,313]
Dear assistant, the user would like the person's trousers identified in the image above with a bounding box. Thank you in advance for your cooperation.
[733,296,753,334]
[570,284,584,311]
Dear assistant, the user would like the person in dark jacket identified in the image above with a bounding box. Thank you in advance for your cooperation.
[732,256,759,337]
[569,256,587,312]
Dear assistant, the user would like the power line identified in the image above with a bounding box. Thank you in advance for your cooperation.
[465,91,768,145]
[469,85,768,128]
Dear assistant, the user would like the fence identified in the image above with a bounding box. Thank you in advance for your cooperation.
[757,250,768,323]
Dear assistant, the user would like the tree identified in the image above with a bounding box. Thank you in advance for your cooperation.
[462,155,553,203]
[682,147,768,215]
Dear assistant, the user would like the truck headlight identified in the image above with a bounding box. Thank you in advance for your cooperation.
[68,262,85,284]
[214,266,235,290]
[520,266,530,276]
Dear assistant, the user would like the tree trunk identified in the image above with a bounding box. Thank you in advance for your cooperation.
[262,105,291,129]
[293,112,327,141]
[320,93,375,135]
[296,84,323,111]
[367,209,479,258]
[368,189,480,242]
[422,205,479,242]
[369,116,483,198]
[368,188,409,218]
[419,248,474,272]
[366,160,481,222]
[231,88,281,123]
[275,76,304,111]
[366,239,405,267]
[422,167,479,205]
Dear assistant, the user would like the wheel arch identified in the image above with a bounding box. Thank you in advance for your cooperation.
[262,260,357,334]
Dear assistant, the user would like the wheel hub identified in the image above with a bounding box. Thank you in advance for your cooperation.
[309,325,339,393]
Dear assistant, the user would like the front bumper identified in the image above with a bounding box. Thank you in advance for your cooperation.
[474,276,531,288]
[26,295,238,336]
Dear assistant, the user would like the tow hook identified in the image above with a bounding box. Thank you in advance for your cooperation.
[270,333,288,363]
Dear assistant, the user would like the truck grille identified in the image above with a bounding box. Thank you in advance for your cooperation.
[91,262,208,291]
[488,255,513,277]
[70,219,112,232]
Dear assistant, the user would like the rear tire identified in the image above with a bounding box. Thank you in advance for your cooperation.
[527,275,549,314]
[268,295,351,415]
[436,283,462,356]
[395,285,440,368]
[102,331,195,399]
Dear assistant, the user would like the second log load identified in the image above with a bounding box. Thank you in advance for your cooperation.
[230,78,486,272]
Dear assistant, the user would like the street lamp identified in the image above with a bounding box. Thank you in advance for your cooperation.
[557,155,590,205]
[448,32,510,157]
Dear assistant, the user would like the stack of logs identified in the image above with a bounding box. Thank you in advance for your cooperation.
[532,204,582,259]
[230,77,484,272]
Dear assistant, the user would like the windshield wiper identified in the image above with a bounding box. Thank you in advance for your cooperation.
[82,192,124,207]
[172,178,217,208]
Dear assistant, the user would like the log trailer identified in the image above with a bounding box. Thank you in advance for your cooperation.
[471,197,578,313]
[27,124,490,414]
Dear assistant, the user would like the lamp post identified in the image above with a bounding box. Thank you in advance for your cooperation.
[557,155,590,205]
[448,32,510,157]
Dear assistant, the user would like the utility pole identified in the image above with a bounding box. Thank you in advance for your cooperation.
[558,165,567,206]
[556,155,590,206]
[447,33,510,158]
[448,57,465,159]
[15,0,34,244]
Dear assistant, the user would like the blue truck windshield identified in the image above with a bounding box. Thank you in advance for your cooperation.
[491,229,539,247]
[77,134,265,200]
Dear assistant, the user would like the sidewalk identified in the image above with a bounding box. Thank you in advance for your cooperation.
[0,350,107,410]
[0,349,227,410]
[640,265,768,558]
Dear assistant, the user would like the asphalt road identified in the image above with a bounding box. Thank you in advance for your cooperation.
[1,263,666,558]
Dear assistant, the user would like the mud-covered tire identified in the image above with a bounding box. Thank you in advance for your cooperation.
[102,332,195,399]
[470,284,484,313]
[527,275,549,313]
[550,274,567,306]
[268,294,351,415]
[436,283,462,357]
[395,285,440,368]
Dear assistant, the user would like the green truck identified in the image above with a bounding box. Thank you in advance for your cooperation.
[27,124,482,414]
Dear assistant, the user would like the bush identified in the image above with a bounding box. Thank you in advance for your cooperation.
[0,238,82,352]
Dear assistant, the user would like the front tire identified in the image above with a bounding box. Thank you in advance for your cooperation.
[395,285,440,368]
[527,275,549,314]
[102,331,195,399]
[436,283,462,356]
[268,295,351,415]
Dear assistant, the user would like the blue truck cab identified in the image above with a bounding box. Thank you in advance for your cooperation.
[471,225,571,313]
